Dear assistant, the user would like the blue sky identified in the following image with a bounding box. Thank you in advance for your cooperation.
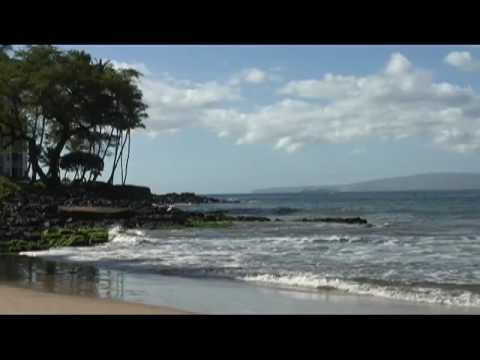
[56,45,480,194]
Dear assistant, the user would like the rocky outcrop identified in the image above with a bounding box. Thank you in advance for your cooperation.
[152,192,221,204]
[57,206,134,220]
[272,207,299,215]
[0,182,372,251]
[234,216,271,222]
[296,217,368,225]
[0,184,263,246]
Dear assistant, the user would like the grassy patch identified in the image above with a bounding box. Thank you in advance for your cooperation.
[0,176,21,201]
[32,181,47,190]
[0,227,109,254]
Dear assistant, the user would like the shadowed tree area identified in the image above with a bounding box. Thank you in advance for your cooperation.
[0,45,148,186]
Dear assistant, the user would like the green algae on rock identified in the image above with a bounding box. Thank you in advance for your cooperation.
[0,227,109,254]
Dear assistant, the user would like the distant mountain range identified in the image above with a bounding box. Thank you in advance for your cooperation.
[252,173,480,193]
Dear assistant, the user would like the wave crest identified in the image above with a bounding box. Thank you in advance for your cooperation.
[240,273,480,308]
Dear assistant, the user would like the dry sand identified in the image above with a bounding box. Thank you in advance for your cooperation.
[0,285,190,315]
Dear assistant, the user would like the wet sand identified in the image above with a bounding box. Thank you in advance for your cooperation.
[2,255,479,314]
[0,285,190,315]
[118,273,480,314]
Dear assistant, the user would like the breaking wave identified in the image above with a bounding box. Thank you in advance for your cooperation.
[20,212,480,309]
[240,273,480,308]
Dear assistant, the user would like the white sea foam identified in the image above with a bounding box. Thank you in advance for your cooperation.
[252,234,364,243]
[18,220,480,309]
[321,235,362,242]
[108,226,147,245]
[108,225,124,239]
[21,226,148,260]
[21,247,73,257]
[240,273,480,308]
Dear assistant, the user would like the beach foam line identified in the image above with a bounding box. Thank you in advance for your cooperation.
[240,273,480,308]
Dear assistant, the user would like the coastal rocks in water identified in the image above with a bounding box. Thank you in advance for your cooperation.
[272,207,299,215]
[199,211,271,222]
[222,198,241,204]
[234,216,271,222]
[0,184,225,247]
[152,192,221,204]
[297,217,368,225]
[0,180,274,252]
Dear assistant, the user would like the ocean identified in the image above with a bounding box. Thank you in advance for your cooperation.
[17,190,480,312]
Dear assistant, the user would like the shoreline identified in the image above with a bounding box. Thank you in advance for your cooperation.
[3,254,480,315]
[3,257,480,314]
[0,284,191,315]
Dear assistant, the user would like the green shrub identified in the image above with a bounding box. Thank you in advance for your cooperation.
[32,181,47,190]
[0,176,21,201]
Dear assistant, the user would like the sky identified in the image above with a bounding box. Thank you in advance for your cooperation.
[54,45,480,194]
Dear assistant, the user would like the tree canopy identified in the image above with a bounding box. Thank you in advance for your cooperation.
[0,45,148,186]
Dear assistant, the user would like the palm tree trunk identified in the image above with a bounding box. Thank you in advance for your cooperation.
[108,130,128,185]
[123,130,131,185]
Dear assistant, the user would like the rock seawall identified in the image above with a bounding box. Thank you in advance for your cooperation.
[0,183,258,249]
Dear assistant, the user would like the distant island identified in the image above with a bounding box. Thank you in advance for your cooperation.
[252,172,480,193]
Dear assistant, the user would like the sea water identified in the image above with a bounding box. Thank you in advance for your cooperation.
[19,191,480,310]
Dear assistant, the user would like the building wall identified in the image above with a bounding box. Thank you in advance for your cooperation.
[0,136,27,179]
[0,153,11,177]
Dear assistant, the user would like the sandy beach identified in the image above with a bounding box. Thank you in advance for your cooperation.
[0,285,190,315]
[2,253,479,314]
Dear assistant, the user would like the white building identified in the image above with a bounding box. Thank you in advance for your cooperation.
[0,137,28,179]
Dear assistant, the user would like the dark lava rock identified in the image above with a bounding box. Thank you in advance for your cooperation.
[4,182,374,248]
[234,216,271,222]
[272,207,299,215]
[57,206,134,220]
[298,217,368,225]
[152,192,221,204]
[223,199,241,204]
[0,184,227,244]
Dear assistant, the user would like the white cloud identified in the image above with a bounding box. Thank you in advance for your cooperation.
[351,147,366,155]
[109,60,152,76]
[203,53,480,153]
[111,54,480,155]
[229,68,271,85]
[108,60,242,135]
[445,51,480,71]
[279,74,360,99]
[244,68,267,83]
[140,77,241,134]
[385,53,412,75]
